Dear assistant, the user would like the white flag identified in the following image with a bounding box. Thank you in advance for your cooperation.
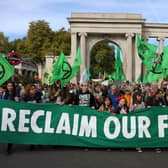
[80,68,88,84]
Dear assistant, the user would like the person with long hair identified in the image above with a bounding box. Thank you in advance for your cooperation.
[98,97,115,114]
[22,84,42,103]
[0,85,5,100]
[153,89,165,106]
[163,89,168,106]
[4,81,20,101]
[129,92,145,112]
[21,84,42,151]
[4,81,20,155]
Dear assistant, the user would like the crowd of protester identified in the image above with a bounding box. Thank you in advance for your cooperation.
[0,79,168,154]
[43,80,168,113]
[1,80,168,112]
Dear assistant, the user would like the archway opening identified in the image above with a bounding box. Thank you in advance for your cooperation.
[90,40,124,80]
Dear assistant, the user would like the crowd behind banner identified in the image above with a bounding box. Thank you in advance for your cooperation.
[0,79,168,154]
[0,80,168,114]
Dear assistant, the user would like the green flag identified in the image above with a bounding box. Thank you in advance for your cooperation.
[137,73,142,83]
[136,35,162,83]
[49,52,67,85]
[86,68,91,81]
[112,47,125,82]
[143,52,165,83]
[72,47,82,75]
[161,46,168,77]
[61,48,82,87]
[136,35,157,71]
[0,54,14,85]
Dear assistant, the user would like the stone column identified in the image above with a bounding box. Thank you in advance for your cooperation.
[157,37,165,54]
[79,32,87,75]
[134,36,142,82]
[37,63,42,79]
[125,33,134,82]
[141,35,149,81]
[70,32,78,83]
[71,32,77,61]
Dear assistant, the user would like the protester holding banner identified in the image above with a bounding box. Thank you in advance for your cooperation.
[0,85,5,100]
[152,89,165,106]
[3,81,20,155]
[129,92,145,153]
[163,91,168,106]
[108,85,119,111]
[98,97,115,114]
[129,92,145,112]
[77,82,95,108]
[124,87,133,108]
[143,88,152,108]
[115,95,129,114]
[60,83,78,105]
[22,84,42,103]
[4,82,20,101]
[160,81,168,93]
[48,81,62,103]
[151,82,159,96]
[21,83,43,151]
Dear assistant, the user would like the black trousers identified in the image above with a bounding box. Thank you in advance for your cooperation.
[7,143,13,154]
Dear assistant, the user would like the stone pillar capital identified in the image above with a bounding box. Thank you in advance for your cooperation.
[157,36,165,41]
[125,33,134,39]
[157,36,165,54]
[141,35,149,41]
[78,32,87,37]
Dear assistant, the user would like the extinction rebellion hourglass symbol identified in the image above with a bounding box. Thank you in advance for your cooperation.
[62,61,72,80]
[0,63,5,80]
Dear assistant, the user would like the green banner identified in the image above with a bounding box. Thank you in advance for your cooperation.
[0,100,168,148]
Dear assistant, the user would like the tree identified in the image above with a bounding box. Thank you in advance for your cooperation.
[3,20,71,64]
[90,41,115,78]
[0,32,10,54]
[9,37,28,57]
[49,28,71,56]
[26,20,53,62]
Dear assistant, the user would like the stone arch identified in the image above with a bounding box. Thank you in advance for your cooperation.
[88,38,124,58]
[68,13,168,82]
[87,36,128,78]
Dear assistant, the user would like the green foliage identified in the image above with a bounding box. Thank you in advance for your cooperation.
[49,28,71,56]
[26,20,53,62]
[0,32,10,54]
[90,41,115,78]
[9,37,28,57]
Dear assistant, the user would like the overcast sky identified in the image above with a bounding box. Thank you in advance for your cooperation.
[1,0,168,41]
